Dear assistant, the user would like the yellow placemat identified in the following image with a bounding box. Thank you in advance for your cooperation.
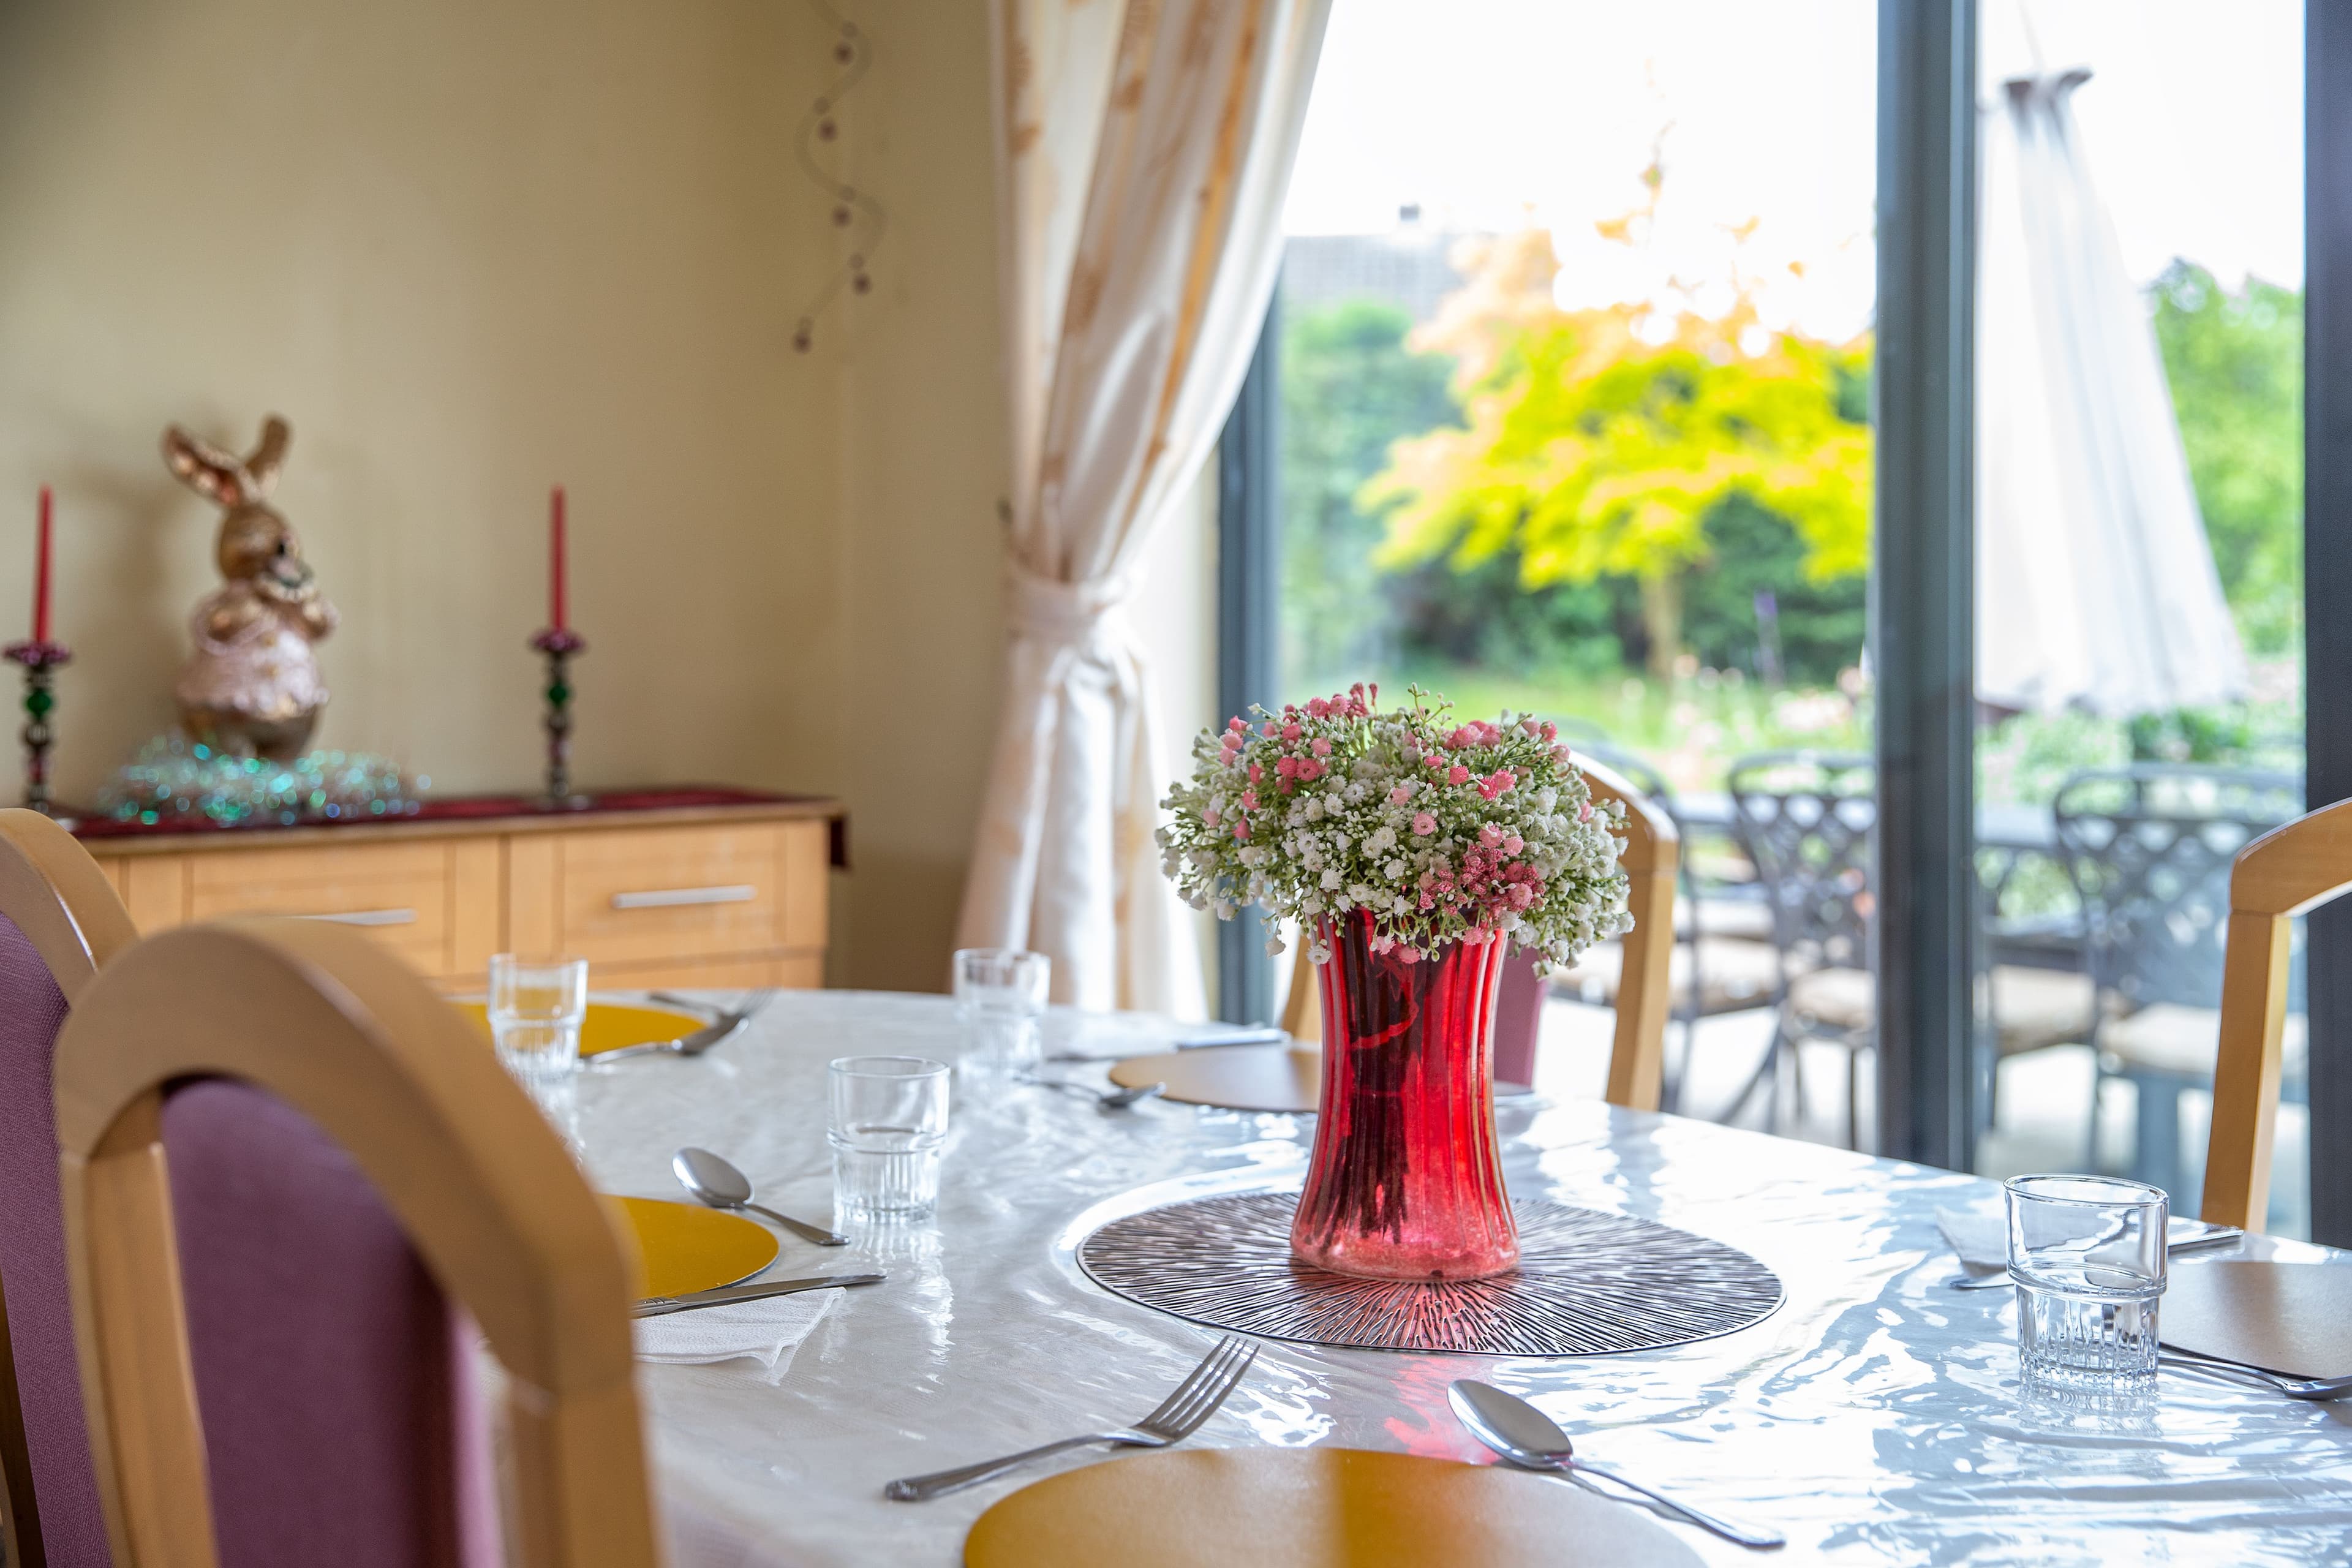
[2163,1261,2352,1378]
[613,1196,778,1299]
[965,1447,1702,1568]
[452,999,706,1058]
[1107,1046,1531,1115]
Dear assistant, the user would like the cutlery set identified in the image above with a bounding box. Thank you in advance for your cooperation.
[623,990,2337,1553]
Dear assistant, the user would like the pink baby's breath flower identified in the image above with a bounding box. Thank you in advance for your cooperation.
[1297,758,1326,782]
[1447,765,1471,786]
[1411,812,1438,837]
[1247,763,1262,783]
[1426,754,1445,771]
[1477,769,1517,800]
[1503,834,1525,856]
[1479,823,1505,848]
[1306,696,1330,718]
[1281,723,1302,742]
[1539,720,1558,742]
[1263,721,1280,737]
[1232,820,1250,840]
[1202,807,1220,827]
[1311,737,1332,756]
[1240,789,1259,812]
[1388,785,1412,805]
[1396,946,1421,964]
[1578,799,1594,821]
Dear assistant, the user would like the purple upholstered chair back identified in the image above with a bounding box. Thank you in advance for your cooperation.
[1491,946,1547,1088]
[0,912,113,1567]
[160,1079,499,1568]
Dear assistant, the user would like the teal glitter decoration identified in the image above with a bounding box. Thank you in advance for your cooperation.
[96,734,424,827]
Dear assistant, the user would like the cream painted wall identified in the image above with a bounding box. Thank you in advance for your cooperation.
[831,0,1010,993]
[0,0,1218,995]
[0,0,845,813]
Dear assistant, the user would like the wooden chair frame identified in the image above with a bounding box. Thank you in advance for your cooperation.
[53,918,658,1568]
[1280,757,1680,1112]
[0,809,139,1568]
[2200,796,2352,1230]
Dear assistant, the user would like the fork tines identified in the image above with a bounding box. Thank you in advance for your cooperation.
[1139,1335,1258,1438]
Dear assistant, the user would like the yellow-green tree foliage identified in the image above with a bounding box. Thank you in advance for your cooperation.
[1365,222,1872,675]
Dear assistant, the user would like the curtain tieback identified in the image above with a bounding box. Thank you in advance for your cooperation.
[1007,567,1132,651]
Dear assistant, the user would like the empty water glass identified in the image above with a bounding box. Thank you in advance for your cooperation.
[488,954,589,1086]
[953,948,1050,1071]
[829,1055,951,1219]
[2006,1174,2168,1390]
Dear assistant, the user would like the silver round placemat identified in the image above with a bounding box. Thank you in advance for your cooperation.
[1077,1192,1782,1356]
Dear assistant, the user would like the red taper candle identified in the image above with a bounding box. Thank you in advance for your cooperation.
[32,486,51,643]
[549,484,568,632]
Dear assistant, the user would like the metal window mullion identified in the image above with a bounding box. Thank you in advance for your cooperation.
[2306,0,2352,1246]
[1872,0,1979,1169]
[1215,298,1282,1025]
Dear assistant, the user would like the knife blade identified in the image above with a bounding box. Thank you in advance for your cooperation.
[633,1273,884,1317]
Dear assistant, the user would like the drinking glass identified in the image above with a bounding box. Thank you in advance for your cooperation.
[952,948,1050,1071]
[2005,1174,2168,1390]
[829,1055,951,1218]
[488,954,589,1085]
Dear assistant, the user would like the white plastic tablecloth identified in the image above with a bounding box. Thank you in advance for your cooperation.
[565,991,2352,1566]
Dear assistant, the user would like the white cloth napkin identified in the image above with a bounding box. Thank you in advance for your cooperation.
[1936,1207,2010,1270]
[633,1287,842,1382]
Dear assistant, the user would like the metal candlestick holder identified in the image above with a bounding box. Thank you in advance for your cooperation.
[529,628,590,810]
[2,639,70,816]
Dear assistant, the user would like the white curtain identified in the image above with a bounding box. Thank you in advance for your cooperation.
[958,0,1332,1012]
[1976,69,2248,717]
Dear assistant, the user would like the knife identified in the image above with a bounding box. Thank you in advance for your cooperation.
[1174,1028,1292,1050]
[633,1273,884,1317]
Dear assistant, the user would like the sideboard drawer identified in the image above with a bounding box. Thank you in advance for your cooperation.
[555,824,793,965]
[186,841,465,975]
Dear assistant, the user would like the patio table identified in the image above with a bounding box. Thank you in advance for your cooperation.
[568,990,2352,1566]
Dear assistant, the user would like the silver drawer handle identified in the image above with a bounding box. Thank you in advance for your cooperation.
[298,908,418,927]
[611,884,757,911]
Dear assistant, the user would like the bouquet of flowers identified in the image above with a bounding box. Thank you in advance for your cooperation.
[1158,684,1632,972]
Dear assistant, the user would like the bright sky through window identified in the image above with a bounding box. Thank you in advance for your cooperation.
[1284,0,2301,342]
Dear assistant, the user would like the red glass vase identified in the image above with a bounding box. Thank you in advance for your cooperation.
[1289,909,1518,1281]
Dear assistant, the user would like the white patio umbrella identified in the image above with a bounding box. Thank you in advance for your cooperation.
[1975,67,2248,717]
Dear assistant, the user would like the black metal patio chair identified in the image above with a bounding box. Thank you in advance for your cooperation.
[2051,764,2305,1202]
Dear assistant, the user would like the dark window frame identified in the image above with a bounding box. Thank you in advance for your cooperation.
[2306,0,2350,1247]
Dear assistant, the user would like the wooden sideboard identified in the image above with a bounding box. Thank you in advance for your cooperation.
[69,787,846,991]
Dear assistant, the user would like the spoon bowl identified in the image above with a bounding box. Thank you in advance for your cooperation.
[673,1145,850,1248]
[1447,1380,1783,1550]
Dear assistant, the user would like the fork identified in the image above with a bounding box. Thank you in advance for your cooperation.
[594,989,779,1065]
[883,1335,1257,1501]
[2161,1348,2352,1401]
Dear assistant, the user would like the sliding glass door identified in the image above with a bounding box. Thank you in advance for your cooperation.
[1221,0,2348,1243]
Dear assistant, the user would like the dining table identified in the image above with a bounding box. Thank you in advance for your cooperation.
[567,989,2352,1566]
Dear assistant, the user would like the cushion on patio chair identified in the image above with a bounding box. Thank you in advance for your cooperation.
[1674,898,1776,942]
[1788,965,1874,1033]
[2102,1003,2310,1082]
[1555,937,1781,1016]
[1986,967,2098,1057]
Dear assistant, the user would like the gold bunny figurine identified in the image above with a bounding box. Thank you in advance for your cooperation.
[162,416,337,761]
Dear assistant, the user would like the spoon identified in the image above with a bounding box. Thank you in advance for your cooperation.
[1019,1073,1166,1109]
[673,1146,850,1247]
[1447,1380,1784,1550]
